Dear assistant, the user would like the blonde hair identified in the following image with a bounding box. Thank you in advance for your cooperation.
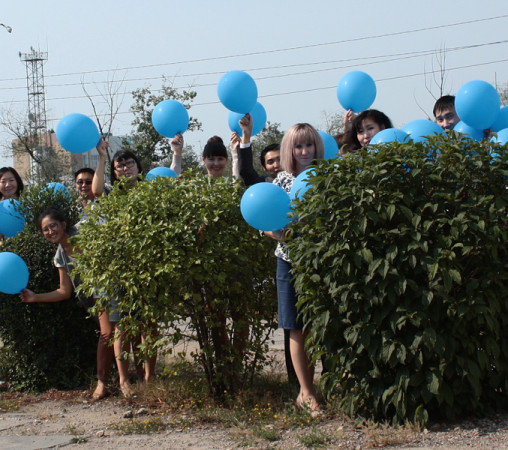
[280,123,324,175]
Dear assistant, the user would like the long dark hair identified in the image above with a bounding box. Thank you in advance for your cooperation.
[351,109,393,148]
[0,167,24,199]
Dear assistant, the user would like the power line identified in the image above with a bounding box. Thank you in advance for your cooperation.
[0,13,506,85]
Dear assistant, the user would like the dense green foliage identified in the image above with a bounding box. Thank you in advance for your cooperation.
[74,171,277,397]
[0,186,97,391]
[287,134,508,424]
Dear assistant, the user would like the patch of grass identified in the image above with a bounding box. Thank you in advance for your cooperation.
[0,397,21,413]
[253,424,281,441]
[109,416,167,435]
[297,426,330,448]
[70,435,88,444]
[361,421,420,447]
[67,423,85,435]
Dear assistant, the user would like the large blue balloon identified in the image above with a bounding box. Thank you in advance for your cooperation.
[218,70,258,114]
[145,167,177,180]
[337,71,377,113]
[56,113,100,154]
[152,99,189,138]
[402,120,443,143]
[228,102,267,137]
[240,182,290,231]
[491,106,508,132]
[318,131,339,160]
[369,128,409,145]
[0,199,25,238]
[453,121,484,142]
[455,80,500,130]
[491,128,508,145]
[289,168,315,201]
[0,252,29,294]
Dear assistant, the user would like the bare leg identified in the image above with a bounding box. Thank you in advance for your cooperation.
[113,323,133,398]
[141,323,158,382]
[290,329,320,411]
[93,312,115,400]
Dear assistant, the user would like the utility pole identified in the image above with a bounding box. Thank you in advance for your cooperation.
[19,47,49,181]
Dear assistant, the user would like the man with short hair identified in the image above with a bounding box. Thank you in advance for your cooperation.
[433,95,460,130]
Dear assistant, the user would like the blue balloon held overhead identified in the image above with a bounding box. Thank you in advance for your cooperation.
[455,80,500,130]
[402,120,443,143]
[0,252,29,294]
[337,71,377,113]
[218,70,258,114]
[145,167,178,180]
[152,99,189,138]
[240,182,290,231]
[453,121,484,142]
[490,106,508,132]
[289,168,315,201]
[56,113,100,154]
[369,128,409,146]
[318,131,339,160]
[42,182,70,198]
[0,199,25,238]
[228,102,267,137]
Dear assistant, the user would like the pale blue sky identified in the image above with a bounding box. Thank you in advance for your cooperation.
[1,0,507,167]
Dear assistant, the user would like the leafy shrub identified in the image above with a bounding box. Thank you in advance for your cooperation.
[287,134,508,424]
[0,185,97,391]
[74,170,277,397]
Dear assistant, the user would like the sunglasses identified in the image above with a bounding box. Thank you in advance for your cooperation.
[76,180,92,185]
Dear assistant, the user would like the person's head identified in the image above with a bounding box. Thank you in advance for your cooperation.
[37,207,71,244]
[335,131,361,155]
[260,143,281,178]
[433,95,459,130]
[280,123,325,175]
[202,136,228,178]
[110,150,142,184]
[352,109,393,147]
[0,167,24,200]
[74,167,95,202]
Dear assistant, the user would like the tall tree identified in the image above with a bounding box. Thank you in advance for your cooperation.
[125,79,202,170]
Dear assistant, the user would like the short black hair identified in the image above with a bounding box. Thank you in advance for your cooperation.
[433,95,456,117]
[110,150,143,184]
[74,167,94,180]
[202,137,228,159]
[260,143,280,167]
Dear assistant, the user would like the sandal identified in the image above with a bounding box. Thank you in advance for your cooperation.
[92,381,108,401]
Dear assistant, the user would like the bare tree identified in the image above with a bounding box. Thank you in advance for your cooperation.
[424,45,450,100]
[1,108,68,183]
[81,71,128,165]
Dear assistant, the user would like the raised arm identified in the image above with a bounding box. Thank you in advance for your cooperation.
[237,114,265,186]
[170,133,183,175]
[92,138,109,197]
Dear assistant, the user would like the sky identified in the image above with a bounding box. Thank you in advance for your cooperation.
[1,0,507,168]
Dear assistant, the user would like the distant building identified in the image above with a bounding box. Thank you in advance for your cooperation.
[12,133,127,184]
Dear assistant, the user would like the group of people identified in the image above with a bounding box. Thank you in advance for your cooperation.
[3,94,463,411]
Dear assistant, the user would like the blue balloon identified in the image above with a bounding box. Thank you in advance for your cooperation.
[289,168,315,201]
[56,113,100,154]
[453,121,484,142]
[0,199,25,238]
[491,128,508,145]
[318,131,339,160]
[145,167,178,180]
[218,70,258,114]
[228,102,267,137]
[337,71,377,113]
[369,128,409,145]
[152,99,189,138]
[42,182,70,198]
[240,183,290,231]
[491,106,508,132]
[402,120,443,143]
[455,80,500,130]
[0,252,29,294]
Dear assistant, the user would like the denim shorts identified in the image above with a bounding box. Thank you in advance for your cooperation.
[276,258,303,330]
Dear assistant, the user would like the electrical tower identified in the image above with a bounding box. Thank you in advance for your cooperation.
[19,47,48,180]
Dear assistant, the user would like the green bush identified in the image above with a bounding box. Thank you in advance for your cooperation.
[0,185,97,391]
[287,134,508,424]
[74,170,277,397]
